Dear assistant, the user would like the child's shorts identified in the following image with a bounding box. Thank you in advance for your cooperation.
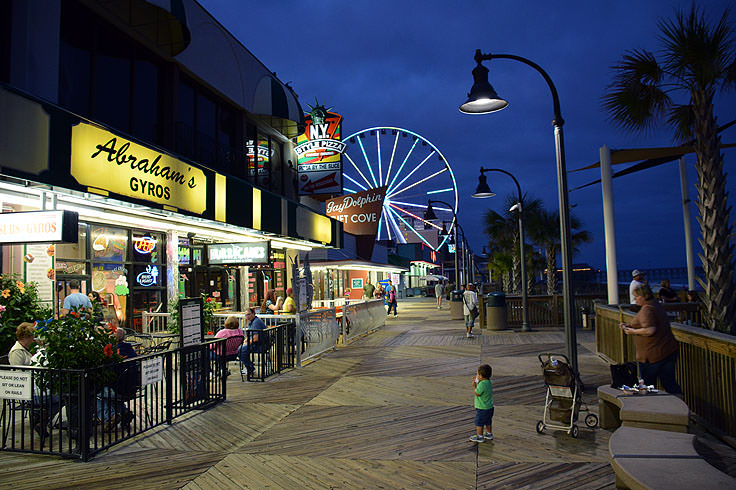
[475,407,494,427]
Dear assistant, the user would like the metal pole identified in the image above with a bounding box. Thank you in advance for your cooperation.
[475,51,576,370]
[679,157,696,292]
[600,145,619,305]
[554,124,577,372]
[480,167,530,331]
[454,221,459,289]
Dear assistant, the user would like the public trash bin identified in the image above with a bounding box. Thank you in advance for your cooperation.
[450,290,464,320]
[581,307,595,330]
[486,292,508,330]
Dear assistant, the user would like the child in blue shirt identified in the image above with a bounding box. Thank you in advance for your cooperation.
[470,364,494,443]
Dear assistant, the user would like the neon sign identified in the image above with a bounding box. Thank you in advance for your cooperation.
[136,265,159,287]
[134,235,157,254]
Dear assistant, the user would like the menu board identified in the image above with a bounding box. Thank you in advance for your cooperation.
[179,297,203,347]
[23,244,54,306]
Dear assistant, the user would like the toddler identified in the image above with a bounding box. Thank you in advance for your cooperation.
[470,364,494,443]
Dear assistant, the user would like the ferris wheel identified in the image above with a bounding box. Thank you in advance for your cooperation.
[342,127,458,250]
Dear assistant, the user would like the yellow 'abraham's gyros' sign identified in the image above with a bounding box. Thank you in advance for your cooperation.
[71,122,206,214]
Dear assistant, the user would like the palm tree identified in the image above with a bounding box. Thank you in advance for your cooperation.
[526,207,592,295]
[483,208,516,293]
[602,7,736,333]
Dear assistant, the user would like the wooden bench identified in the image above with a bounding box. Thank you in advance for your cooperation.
[598,385,689,432]
[609,426,735,489]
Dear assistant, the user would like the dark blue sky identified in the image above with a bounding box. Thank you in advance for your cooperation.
[199,0,736,271]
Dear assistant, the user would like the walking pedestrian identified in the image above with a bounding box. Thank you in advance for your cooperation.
[435,281,445,309]
[386,280,398,317]
[463,284,478,338]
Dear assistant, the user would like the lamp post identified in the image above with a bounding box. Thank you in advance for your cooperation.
[473,166,530,331]
[460,49,576,370]
[425,200,461,288]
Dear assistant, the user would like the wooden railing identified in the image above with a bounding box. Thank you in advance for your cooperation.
[595,303,736,437]
[503,294,606,328]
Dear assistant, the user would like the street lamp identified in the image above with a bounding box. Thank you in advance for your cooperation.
[460,49,577,370]
[473,167,530,332]
[425,199,461,288]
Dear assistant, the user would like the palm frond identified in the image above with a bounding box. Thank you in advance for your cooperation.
[602,49,672,133]
[666,103,696,141]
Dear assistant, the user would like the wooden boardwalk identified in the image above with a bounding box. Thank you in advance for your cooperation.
[0,299,621,489]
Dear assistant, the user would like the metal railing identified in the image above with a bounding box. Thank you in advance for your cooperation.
[299,308,340,362]
[212,312,298,331]
[141,312,171,334]
[595,303,736,437]
[343,299,386,344]
[1,340,227,461]
[244,323,297,382]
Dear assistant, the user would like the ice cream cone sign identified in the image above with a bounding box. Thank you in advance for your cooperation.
[114,275,129,321]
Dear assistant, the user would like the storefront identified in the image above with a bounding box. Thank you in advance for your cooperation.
[0,85,342,329]
[309,260,408,301]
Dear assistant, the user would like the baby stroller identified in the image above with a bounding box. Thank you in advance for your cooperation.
[536,353,598,438]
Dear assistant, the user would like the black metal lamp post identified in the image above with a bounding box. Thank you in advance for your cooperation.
[473,167,530,331]
[460,49,576,370]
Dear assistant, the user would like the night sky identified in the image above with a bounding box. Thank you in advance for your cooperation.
[199,0,736,272]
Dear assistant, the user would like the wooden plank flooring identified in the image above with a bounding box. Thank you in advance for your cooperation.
[0,299,629,488]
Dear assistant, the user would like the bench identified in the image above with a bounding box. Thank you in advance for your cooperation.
[609,426,735,489]
[598,385,689,432]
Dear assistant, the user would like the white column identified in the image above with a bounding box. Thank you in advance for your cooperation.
[166,230,179,307]
[679,157,696,291]
[600,145,619,304]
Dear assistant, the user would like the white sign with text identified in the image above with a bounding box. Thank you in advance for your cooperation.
[0,371,32,400]
[141,357,163,386]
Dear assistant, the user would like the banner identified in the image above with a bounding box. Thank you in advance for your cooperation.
[295,103,344,195]
[325,186,386,236]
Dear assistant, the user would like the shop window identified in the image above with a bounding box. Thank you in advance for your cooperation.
[59,0,93,117]
[91,263,127,321]
[132,232,162,264]
[176,80,195,157]
[93,28,131,131]
[55,223,87,260]
[132,264,162,288]
[90,225,128,262]
[196,92,217,165]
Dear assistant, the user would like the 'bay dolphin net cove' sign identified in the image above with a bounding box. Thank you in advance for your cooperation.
[207,242,269,265]
[295,103,345,196]
[325,186,386,236]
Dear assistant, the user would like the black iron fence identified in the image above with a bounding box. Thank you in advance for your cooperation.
[1,340,227,461]
[244,323,296,382]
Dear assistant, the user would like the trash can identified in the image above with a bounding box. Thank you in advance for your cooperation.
[486,292,508,330]
[581,307,595,330]
[450,290,464,320]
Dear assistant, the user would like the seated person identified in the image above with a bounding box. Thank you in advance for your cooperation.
[658,279,679,303]
[8,322,62,438]
[211,316,244,361]
[113,323,137,359]
[282,288,296,313]
[237,308,266,376]
[261,291,279,314]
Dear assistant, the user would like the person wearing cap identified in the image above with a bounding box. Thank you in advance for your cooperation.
[282,287,296,313]
[629,269,647,304]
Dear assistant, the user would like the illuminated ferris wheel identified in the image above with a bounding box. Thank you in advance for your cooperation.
[342,127,458,250]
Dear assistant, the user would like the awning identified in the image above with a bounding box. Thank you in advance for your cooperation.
[309,260,409,273]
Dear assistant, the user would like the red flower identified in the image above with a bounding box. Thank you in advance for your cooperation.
[108,323,117,333]
[206,297,213,303]
[207,331,214,335]
[104,343,113,358]
[71,311,78,318]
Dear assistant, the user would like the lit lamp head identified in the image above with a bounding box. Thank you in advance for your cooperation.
[472,172,495,198]
[459,62,509,114]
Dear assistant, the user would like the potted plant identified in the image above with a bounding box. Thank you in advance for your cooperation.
[167,294,217,335]
[35,308,122,444]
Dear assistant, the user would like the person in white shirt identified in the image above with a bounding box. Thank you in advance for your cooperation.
[463,284,479,338]
[629,269,647,304]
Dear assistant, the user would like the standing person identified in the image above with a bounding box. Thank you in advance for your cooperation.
[363,278,375,300]
[238,308,266,376]
[61,279,92,316]
[435,281,445,309]
[283,288,296,313]
[629,269,647,304]
[469,364,494,443]
[463,284,479,338]
[386,280,398,317]
[620,284,682,394]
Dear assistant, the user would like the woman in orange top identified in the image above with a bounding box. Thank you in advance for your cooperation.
[620,284,681,394]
